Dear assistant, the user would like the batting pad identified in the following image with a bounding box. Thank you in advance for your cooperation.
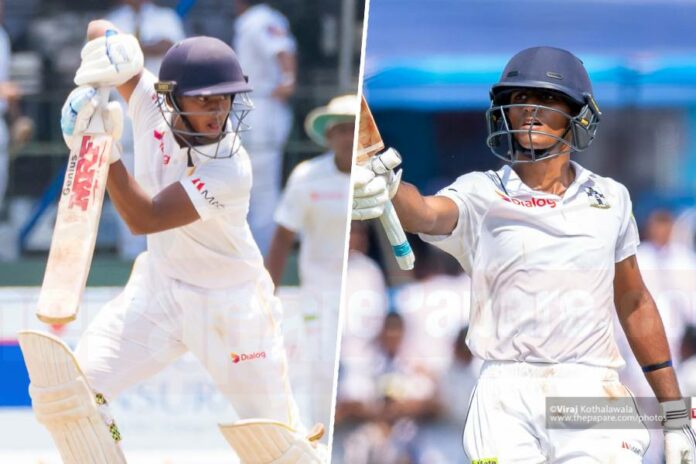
[17,330,127,464]
[219,419,326,464]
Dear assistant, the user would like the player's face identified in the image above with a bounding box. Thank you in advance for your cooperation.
[178,94,232,141]
[507,89,573,152]
[326,121,355,165]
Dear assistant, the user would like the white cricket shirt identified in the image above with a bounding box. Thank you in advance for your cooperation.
[234,4,297,98]
[274,152,350,288]
[128,71,265,289]
[420,161,639,368]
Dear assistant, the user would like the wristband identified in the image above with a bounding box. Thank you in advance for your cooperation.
[642,360,673,373]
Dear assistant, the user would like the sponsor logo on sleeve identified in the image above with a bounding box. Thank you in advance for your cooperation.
[495,190,557,209]
[472,459,498,464]
[153,130,171,165]
[230,351,267,364]
[190,178,225,209]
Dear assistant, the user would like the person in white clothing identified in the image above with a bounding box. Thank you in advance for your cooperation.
[52,20,326,462]
[106,0,186,259]
[233,0,297,256]
[352,46,696,462]
[266,94,354,430]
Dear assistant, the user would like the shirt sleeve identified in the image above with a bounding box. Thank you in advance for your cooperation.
[418,174,481,271]
[615,184,640,263]
[179,154,252,223]
[274,163,307,233]
[127,70,163,135]
[257,12,297,57]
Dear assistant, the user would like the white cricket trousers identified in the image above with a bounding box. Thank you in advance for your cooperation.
[464,361,650,463]
[75,252,301,427]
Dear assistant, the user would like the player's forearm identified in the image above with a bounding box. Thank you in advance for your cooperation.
[617,290,682,401]
[392,182,457,235]
[106,161,156,235]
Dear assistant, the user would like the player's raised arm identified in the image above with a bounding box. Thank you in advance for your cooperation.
[352,148,459,236]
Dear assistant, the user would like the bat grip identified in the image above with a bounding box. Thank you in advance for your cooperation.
[86,88,110,134]
[379,201,415,270]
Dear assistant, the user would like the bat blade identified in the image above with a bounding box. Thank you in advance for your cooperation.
[36,130,112,324]
[357,95,415,270]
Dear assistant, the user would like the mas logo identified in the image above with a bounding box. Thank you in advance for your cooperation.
[191,178,224,209]
[496,190,557,209]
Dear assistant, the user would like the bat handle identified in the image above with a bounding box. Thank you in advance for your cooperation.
[379,201,415,270]
[85,88,111,134]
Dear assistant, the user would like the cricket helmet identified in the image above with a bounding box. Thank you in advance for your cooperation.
[154,36,254,158]
[485,46,601,163]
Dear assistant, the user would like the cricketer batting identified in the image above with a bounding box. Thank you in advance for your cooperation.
[22,20,327,463]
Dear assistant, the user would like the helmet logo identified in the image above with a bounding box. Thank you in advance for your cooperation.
[546,72,563,80]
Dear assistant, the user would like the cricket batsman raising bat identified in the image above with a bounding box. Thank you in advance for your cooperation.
[20,20,326,463]
[354,95,414,270]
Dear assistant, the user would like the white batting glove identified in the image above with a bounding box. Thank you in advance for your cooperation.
[662,399,696,463]
[74,30,143,87]
[61,87,123,164]
[352,147,402,220]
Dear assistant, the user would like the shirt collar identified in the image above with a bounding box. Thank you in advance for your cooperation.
[497,160,592,198]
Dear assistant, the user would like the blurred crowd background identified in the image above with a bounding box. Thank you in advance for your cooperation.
[335,1,696,463]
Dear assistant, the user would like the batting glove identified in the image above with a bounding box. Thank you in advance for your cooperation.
[352,147,402,220]
[74,29,143,87]
[662,399,696,463]
[61,87,123,164]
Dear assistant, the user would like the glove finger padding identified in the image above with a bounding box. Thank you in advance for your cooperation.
[352,164,376,189]
[74,32,143,87]
[353,175,388,198]
[61,87,98,148]
[102,102,123,142]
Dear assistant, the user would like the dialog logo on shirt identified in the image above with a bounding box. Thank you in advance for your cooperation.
[230,351,267,364]
[495,190,557,209]
[191,178,224,209]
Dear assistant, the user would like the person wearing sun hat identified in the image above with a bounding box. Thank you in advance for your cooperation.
[267,94,356,431]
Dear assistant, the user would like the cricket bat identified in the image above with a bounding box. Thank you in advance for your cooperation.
[36,88,112,324]
[357,95,415,270]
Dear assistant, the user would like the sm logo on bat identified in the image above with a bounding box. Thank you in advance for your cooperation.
[63,135,107,211]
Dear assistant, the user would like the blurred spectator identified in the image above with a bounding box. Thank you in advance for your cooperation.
[341,220,388,360]
[107,0,185,74]
[233,0,297,255]
[265,94,354,429]
[0,2,12,213]
[336,312,440,464]
[437,327,479,426]
[106,0,185,259]
[678,325,696,396]
[393,243,471,373]
[636,209,696,368]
